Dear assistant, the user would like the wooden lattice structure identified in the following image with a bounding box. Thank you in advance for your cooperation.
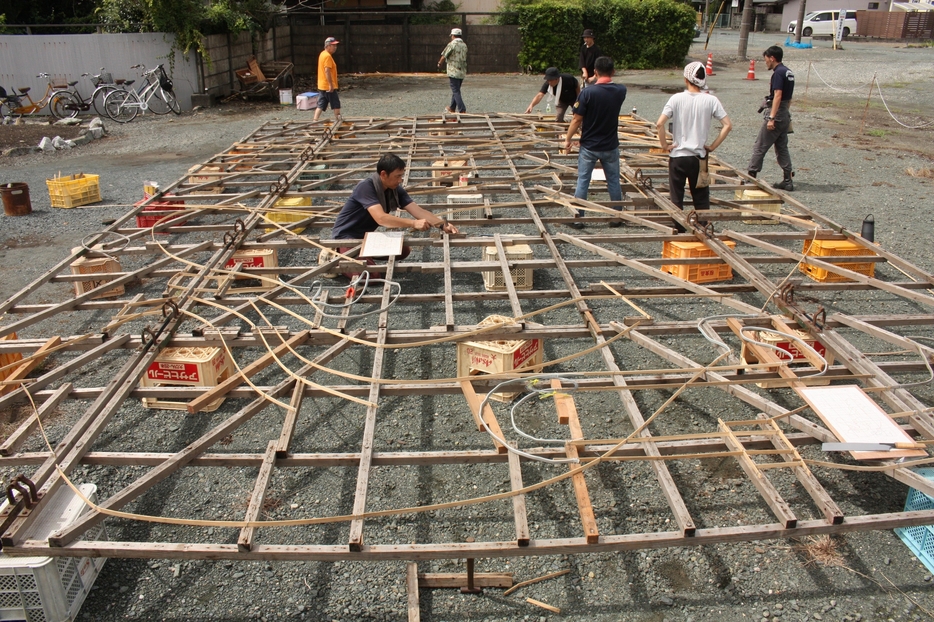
[1,112,934,573]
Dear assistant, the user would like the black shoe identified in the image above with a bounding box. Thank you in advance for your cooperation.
[568,221,584,230]
[608,220,622,228]
[774,178,794,191]
[748,171,758,179]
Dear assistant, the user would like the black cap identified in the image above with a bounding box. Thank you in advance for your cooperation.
[582,29,595,38]
[544,67,560,80]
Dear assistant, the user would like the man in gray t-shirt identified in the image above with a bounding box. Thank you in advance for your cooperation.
[656,61,732,229]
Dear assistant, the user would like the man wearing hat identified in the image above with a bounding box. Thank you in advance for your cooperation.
[438,28,468,113]
[525,67,579,122]
[579,29,603,87]
[655,61,732,230]
[314,37,341,122]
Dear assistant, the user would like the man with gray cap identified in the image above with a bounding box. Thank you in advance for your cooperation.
[314,37,341,122]
[655,61,732,230]
[438,28,468,113]
[525,67,579,122]
[578,29,603,87]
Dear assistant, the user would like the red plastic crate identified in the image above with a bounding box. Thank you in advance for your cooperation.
[135,197,186,232]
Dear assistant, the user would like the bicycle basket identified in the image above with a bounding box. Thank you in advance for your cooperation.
[159,72,174,93]
[99,72,114,85]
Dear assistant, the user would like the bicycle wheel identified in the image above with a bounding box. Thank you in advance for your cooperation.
[92,86,118,117]
[50,91,79,119]
[104,89,139,123]
[148,86,172,115]
[0,99,16,119]
[162,88,181,115]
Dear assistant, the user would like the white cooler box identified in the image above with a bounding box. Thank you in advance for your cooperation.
[296,92,319,110]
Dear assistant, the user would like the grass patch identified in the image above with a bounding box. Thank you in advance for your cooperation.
[907,167,934,179]
[867,129,887,138]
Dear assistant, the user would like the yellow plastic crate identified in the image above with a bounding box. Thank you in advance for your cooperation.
[268,196,312,234]
[800,239,876,283]
[139,346,233,412]
[661,240,735,284]
[735,188,781,224]
[46,173,101,208]
[1,333,24,396]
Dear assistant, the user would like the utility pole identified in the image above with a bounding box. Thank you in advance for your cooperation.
[794,0,808,43]
[737,0,755,59]
[704,0,711,29]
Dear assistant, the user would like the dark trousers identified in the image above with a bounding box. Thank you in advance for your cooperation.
[448,77,466,113]
[668,155,710,210]
[748,105,792,174]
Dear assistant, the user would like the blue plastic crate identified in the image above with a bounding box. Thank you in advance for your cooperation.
[894,467,934,575]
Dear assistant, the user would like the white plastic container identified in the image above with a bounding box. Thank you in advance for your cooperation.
[0,483,106,622]
[279,89,293,106]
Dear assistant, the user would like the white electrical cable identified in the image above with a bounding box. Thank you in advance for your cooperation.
[276,270,402,319]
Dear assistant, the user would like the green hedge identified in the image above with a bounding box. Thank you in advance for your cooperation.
[517,0,696,72]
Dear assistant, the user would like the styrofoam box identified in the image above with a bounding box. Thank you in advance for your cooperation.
[0,483,106,622]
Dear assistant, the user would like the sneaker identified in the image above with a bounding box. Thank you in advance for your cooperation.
[608,220,623,228]
[568,221,584,230]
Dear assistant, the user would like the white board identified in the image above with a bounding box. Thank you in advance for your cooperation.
[360,231,405,258]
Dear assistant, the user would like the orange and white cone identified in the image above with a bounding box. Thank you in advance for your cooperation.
[744,59,757,80]
[705,53,716,76]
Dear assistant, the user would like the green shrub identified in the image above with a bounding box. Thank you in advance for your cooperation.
[516,0,695,72]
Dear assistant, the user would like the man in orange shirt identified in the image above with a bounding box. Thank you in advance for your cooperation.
[313,37,341,122]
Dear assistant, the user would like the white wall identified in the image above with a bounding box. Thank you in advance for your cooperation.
[0,33,198,112]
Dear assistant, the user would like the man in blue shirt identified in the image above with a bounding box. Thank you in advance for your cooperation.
[563,56,627,229]
[332,153,459,277]
[748,45,795,191]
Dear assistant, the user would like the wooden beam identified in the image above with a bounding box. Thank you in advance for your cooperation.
[552,380,599,544]
[238,441,278,552]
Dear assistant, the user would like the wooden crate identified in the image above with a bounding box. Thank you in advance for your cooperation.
[139,346,234,412]
[69,247,124,299]
[457,315,543,402]
[186,165,226,194]
[661,240,735,284]
[800,239,876,283]
[482,244,533,292]
[735,188,781,224]
[0,333,24,391]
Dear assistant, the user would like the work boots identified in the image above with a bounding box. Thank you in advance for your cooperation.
[774,170,794,191]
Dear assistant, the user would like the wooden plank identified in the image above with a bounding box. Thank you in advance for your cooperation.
[442,234,455,329]
[417,572,513,588]
[187,330,310,413]
[459,380,508,454]
[238,441,278,552]
[719,421,797,528]
[552,380,599,544]
[0,383,72,456]
[0,337,61,396]
[406,562,420,622]
[507,442,530,546]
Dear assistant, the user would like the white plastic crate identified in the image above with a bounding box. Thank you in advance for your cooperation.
[446,193,485,221]
[0,483,106,622]
[482,244,533,292]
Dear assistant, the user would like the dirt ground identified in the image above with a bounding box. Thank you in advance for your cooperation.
[0,121,83,151]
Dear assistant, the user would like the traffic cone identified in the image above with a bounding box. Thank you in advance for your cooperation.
[744,59,757,80]
[705,53,716,76]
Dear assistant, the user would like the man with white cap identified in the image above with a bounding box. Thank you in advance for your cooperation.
[438,28,468,113]
[655,61,732,231]
[314,37,341,122]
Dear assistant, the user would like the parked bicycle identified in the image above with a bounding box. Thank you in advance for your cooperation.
[55,69,134,118]
[0,73,77,119]
[102,64,180,123]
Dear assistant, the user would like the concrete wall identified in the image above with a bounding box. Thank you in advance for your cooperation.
[0,33,197,112]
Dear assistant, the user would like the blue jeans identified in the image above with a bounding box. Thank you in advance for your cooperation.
[574,146,622,218]
[448,77,466,113]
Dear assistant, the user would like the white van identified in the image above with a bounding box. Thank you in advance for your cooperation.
[787,10,858,37]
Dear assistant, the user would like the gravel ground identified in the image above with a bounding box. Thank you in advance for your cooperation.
[1,34,934,622]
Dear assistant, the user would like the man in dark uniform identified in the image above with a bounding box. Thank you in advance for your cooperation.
[332,153,458,278]
[563,56,627,229]
[578,29,603,87]
[525,67,580,122]
[748,45,795,190]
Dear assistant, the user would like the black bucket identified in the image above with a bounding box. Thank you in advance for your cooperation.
[1,183,32,216]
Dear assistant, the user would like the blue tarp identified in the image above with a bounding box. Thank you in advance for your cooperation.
[784,36,813,48]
